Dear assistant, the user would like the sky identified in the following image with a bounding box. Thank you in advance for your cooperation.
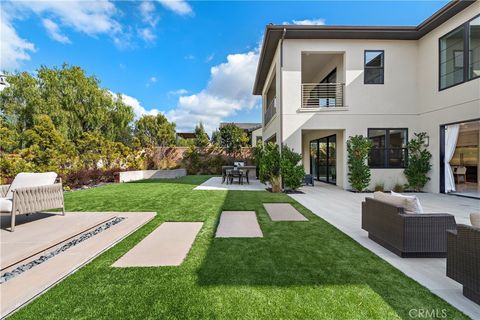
[1,0,449,134]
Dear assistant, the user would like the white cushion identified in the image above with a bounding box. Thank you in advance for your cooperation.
[0,197,13,212]
[6,172,57,198]
[373,192,409,210]
[391,191,424,213]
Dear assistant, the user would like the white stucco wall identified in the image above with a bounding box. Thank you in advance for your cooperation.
[261,3,480,192]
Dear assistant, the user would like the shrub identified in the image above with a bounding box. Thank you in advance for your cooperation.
[393,183,405,193]
[258,142,281,192]
[182,146,231,175]
[281,146,305,191]
[347,135,373,192]
[404,132,432,192]
[374,182,385,192]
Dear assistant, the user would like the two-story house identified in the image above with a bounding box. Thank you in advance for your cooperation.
[253,0,480,196]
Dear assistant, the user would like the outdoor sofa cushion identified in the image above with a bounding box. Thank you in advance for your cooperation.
[373,191,417,214]
[6,172,57,198]
[391,191,424,213]
[0,198,13,212]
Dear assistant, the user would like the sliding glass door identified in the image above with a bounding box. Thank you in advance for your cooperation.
[309,135,336,184]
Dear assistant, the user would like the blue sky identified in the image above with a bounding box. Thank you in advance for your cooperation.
[1,0,448,133]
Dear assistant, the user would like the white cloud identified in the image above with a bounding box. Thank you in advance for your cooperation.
[168,88,188,96]
[184,54,195,60]
[166,50,260,133]
[283,18,326,25]
[146,76,157,87]
[20,0,122,36]
[0,7,36,70]
[139,1,159,27]
[42,18,71,44]
[157,0,193,16]
[138,27,156,43]
[110,91,159,119]
[205,53,214,63]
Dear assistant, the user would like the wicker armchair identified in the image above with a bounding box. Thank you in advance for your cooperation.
[447,225,480,305]
[361,197,457,257]
[0,177,64,232]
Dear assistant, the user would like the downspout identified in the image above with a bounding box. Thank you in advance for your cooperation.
[279,28,286,189]
[279,27,286,151]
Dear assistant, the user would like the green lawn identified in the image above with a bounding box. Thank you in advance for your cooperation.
[11,176,466,319]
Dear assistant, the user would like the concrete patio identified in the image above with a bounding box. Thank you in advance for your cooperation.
[194,176,266,191]
[0,211,156,318]
[289,183,480,319]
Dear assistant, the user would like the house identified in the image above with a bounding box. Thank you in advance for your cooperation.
[219,122,262,145]
[176,132,198,140]
[253,0,480,196]
[251,127,263,147]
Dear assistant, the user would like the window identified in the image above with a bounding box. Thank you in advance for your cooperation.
[440,14,480,90]
[364,50,384,84]
[469,15,480,80]
[368,128,408,168]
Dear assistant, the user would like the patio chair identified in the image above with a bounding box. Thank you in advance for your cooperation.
[447,225,480,304]
[0,172,65,232]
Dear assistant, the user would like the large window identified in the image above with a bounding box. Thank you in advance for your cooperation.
[368,128,408,168]
[440,14,480,90]
[364,50,384,84]
[469,15,480,80]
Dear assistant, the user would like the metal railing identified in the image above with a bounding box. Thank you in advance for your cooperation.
[264,97,276,125]
[301,83,345,108]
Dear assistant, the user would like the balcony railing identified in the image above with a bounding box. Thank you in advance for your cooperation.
[264,97,276,125]
[301,83,345,109]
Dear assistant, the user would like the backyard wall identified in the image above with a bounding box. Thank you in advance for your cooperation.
[119,169,187,183]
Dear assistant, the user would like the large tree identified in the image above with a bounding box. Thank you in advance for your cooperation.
[134,114,176,148]
[194,122,210,147]
[0,64,134,145]
[218,123,249,155]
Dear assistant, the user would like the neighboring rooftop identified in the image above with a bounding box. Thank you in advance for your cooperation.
[220,122,262,132]
[253,0,475,95]
[177,132,197,140]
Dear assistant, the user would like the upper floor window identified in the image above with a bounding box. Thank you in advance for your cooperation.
[368,128,408,168]
[440,14,480,90]
[364,50,384,84]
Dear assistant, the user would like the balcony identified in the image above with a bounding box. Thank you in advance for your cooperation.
[264,98,276,125]
[301,83,345,109]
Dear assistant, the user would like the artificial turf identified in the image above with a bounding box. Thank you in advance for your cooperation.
[10,176,467,319]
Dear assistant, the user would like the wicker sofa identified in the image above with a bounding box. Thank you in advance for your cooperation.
[361,197,457,257]
[447,225,480,305]
[0,172,64,232]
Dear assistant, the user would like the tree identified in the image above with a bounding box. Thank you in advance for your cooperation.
[258,142,281,192]
[21,114,76,172]
[134,114,176,148]
[0,65,135,145]
[194,122,210,147]
[218,123,249,156]
[404,132,432,191]
[347,135,373,192]
[281,146,305,191]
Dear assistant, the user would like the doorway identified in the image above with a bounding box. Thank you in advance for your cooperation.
[440,119,479,198]
[310,135,336,184]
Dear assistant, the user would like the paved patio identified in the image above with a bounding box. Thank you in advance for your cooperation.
[194,176,266,191]
[289,183,480,319]
[0,212,156,318]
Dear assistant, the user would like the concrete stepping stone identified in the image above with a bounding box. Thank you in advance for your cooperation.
[113,222,203,267]
[263,203,308,221]
[215,211,263,238]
